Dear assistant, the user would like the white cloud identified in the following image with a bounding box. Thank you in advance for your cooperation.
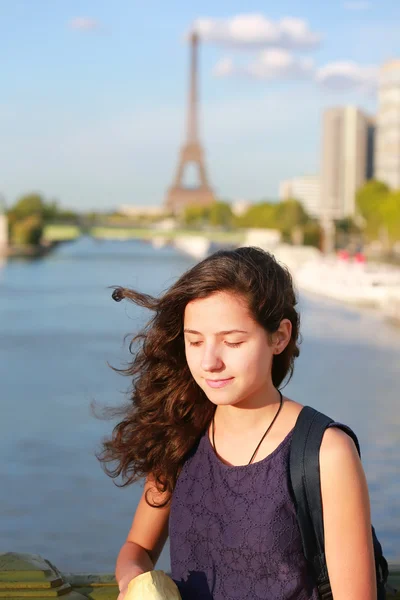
[316,61,378,91]
[214,49,315,81]
[249,49,314,80]
[68,17,101,31]
[213,57,235,77]
[213,53,378,93]
[192,14,321,50]
[343,1,371,10]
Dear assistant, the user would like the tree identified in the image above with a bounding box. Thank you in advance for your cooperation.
[208,201,233,228]
[335,217,362,250]
[182,205,210,227]
[335,217,361,235]
[8,193,78,224]
[380,191,400,243]
[10,193,46,220]
[303,221,322,248]
[275,198,309,230]
[356,180,389,240]
[356,180,389,221]
[235,202,278,229]
[7,192,80,246]
[7,193,46,244]
[12,215,43,246]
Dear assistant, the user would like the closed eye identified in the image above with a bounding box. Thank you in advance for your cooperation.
[186,340,243,347]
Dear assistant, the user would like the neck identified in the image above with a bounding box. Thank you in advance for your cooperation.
[213,383,283,434]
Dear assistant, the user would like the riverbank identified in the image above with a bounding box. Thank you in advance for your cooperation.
[0,240,58,259]
[43,223,245,244]
[293,256,400,325]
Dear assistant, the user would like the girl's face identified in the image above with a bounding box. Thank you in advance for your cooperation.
[183,291,290,408]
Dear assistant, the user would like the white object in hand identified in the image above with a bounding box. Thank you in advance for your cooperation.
[125,570,182,600]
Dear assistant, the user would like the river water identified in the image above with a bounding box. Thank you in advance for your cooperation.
[0,238,399,574]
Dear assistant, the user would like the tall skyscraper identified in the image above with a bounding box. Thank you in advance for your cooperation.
[375,59,400,189]
[320,106,371,219]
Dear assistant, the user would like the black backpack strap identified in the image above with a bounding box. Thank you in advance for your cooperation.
[289,406,390,600]
[289,406,331,592]
[289,406,362,598]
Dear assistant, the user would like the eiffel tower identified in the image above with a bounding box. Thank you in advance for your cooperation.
[165,32,215,214]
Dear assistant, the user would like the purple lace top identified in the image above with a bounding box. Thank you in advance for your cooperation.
[169,422,340,600]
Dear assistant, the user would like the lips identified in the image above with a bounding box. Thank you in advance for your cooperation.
[205,378,234,389]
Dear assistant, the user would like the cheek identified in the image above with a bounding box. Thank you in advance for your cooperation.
[238,355,262,376]
[236,345,272,378]
[216,348,254,377]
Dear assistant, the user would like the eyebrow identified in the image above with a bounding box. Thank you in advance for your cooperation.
[183,329,249,335]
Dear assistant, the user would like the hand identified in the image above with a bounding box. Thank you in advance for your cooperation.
[117,588,127,600]
[117,567,145,600]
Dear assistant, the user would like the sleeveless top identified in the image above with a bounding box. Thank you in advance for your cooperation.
[169,421,341,600]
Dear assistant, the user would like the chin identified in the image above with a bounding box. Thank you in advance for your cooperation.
[204,391,244,406]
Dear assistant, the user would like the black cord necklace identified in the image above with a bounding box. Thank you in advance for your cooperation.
[211,390,283,465]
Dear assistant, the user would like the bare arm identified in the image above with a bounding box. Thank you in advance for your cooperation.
[116,476,171,597]
[320,427,376,600]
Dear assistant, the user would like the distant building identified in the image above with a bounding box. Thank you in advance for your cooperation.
[375,59,400,189]
[231,199,252,217]
[243,228,282,250]
[118,205,168,218]
[279,175,321,218]
[320,106,372,219]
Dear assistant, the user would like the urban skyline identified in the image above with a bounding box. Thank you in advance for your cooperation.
[283,58,400,222]
[285,105,373,221]
[1,1,399,211]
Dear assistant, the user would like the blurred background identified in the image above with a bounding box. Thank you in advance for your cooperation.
[1,0,399,576]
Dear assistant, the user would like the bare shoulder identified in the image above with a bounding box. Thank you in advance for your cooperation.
[319,426,366,508]
[283,397,304,413]
[320,426,360,466]
[282,396,359,459]
[280,398,360,464]
[281,397,304,426]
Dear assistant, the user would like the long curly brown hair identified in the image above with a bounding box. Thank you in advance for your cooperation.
[95,246,301,506]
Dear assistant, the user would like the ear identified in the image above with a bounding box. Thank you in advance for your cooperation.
[273,319,292,355]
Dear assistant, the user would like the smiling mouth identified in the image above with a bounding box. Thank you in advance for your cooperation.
[205,378,234,388]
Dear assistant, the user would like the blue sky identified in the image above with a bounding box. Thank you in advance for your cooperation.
[1,0,399,211]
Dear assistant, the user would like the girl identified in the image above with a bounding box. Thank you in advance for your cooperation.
[98,246,376,600]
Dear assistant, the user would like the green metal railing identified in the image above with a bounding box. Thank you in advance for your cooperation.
[0,552,398,599]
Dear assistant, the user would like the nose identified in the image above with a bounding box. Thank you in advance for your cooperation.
[200,343,224,372]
